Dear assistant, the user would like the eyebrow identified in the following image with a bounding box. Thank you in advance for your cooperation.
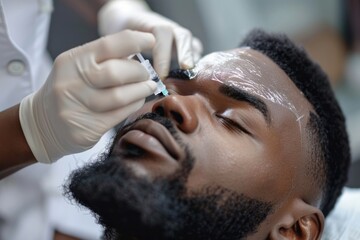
[168,69,192,80]
[219,84,271,125]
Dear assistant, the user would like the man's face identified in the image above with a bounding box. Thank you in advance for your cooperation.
[122,48,314,202]
[67,48,316,239]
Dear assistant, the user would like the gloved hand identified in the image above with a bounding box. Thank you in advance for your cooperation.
[19,30,157,163]
[98,0,203,79]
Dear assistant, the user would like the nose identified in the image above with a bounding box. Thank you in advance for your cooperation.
[152,95,199,133]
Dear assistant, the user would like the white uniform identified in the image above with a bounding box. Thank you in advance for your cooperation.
[0,0,109,239]
[323,188,360,240]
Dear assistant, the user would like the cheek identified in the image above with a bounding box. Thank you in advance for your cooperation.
[185,132,295,203]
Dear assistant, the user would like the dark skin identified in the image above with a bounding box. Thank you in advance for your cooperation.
[53,231,81,240]
[0,104,36,179]
[115,48,324,239]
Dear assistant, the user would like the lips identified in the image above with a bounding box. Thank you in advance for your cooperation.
[114,119,184,162]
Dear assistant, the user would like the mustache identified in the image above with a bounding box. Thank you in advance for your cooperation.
[123,112,177,134]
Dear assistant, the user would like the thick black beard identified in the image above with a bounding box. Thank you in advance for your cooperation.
[64,113,273,240]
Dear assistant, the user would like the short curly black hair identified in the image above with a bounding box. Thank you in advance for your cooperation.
[239,29,350,217]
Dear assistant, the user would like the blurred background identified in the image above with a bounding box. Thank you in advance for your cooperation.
[47,0,360,186]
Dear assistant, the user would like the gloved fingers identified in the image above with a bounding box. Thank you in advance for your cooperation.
[100,99,145,129]
[173,27,194,70]
[61,99,146,147]
[83,59,149,88]
[81,30,155,63]
[152,25,174,79]
[79,80,156,112]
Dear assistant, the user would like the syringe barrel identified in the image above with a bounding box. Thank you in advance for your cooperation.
[136,53,168,96]
[140,60,159,82]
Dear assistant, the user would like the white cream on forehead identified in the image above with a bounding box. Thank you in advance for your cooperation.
[195,49,308,122]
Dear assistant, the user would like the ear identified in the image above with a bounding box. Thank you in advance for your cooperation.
[269,198,324,240]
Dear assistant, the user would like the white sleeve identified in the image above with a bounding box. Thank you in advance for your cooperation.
[323,187,360,239]
[43,130,115,239]
[46,195,103,240]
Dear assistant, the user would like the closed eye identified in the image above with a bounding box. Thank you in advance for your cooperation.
[215,114,252,136]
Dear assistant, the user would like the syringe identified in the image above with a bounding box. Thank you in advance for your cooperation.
[136,53,169,96]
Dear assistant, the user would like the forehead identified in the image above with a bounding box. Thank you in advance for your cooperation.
[194,48,314,123]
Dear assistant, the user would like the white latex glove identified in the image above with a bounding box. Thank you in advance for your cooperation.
[98,0,203,78]
[19,30,157,163]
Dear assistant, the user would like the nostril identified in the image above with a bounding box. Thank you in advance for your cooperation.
[170,111,183,124]
[154,106,165,116]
